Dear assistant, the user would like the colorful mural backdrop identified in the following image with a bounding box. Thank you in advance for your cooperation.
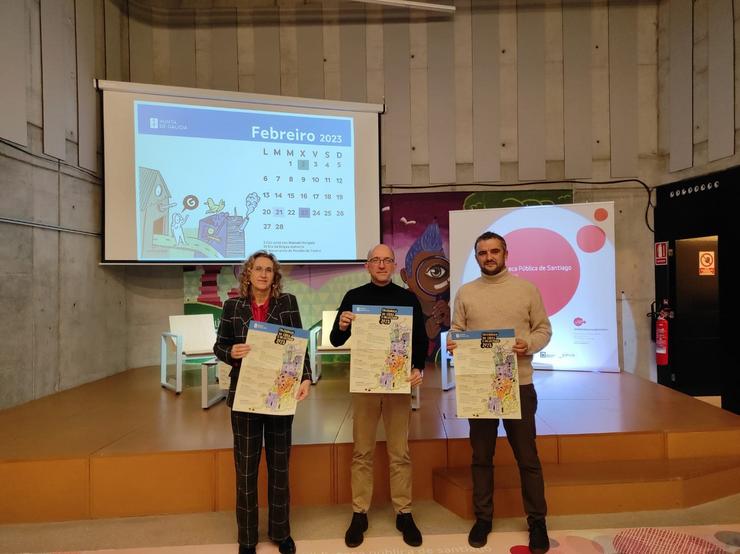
[380,190,572,359]
[185,190,572,360]
[183,264,369,332]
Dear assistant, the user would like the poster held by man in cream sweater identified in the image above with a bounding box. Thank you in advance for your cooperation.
[450,269,552,389]
[452,328,521,419]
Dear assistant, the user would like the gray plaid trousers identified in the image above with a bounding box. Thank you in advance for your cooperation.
[231,410,293,547]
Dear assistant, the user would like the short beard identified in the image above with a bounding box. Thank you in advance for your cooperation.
[480,263,505,276]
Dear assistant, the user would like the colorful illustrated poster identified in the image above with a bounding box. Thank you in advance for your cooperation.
[233,321,308,415]
[452,329,521,419]
[350,305,413,394]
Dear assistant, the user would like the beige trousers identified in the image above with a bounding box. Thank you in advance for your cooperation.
[351,392,412,514]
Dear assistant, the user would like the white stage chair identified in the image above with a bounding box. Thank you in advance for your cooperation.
[160,314,225,408]
[308,310,351,383]
[199,359,230,409]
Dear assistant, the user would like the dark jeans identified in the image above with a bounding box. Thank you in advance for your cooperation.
[468,384,547,524]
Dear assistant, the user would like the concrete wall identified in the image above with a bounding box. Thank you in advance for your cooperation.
[657,0,740,181]
[0,140,130,408]
[0,0,178,409]
[0,0,738,409]
[124,266,185,371]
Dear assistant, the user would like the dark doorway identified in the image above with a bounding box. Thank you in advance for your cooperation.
[670,236,719,395]
[654,167,736,414]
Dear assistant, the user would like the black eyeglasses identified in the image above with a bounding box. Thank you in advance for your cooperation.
[368,257,395,265]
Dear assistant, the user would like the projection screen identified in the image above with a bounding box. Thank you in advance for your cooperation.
[100,80,383,264]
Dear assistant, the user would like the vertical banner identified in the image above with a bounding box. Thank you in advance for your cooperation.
[449,202,619,372]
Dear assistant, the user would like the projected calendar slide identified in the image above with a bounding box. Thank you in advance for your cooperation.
[134,102,356,262]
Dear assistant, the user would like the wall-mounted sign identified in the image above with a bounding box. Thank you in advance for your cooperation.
[655,241,668,266]
[699,251,715,276]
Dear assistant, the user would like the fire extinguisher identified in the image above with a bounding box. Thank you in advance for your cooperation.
[654,299,673,366]
[655,316,669,366]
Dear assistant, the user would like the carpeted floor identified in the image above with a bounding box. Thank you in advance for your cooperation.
[58,524,740,554]
[3,497,740,554]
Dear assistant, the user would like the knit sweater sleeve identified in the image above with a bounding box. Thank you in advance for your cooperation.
[526,285,552,354]
[450,287,468,332]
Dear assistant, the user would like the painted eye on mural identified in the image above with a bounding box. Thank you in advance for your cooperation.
[425,264,447,279]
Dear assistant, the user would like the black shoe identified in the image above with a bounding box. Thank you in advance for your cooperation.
[528,519,550,554]
[395,512,422,547]
[238,545,256,554]
[467,519,492,548]
[276,536,296,554]
[344,512,368,548]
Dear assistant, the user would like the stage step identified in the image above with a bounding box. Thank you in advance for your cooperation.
[433,456,740,519]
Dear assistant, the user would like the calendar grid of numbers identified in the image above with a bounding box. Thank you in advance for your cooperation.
[134,101,355,262]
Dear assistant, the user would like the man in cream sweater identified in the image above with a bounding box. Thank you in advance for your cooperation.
[447,231,552,554]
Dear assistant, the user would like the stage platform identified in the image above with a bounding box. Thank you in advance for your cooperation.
[1,364,739,524]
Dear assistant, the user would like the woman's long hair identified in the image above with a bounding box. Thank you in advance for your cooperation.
[238,250,283,300]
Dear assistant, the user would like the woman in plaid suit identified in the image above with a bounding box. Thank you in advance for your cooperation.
[214,250,312,554]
